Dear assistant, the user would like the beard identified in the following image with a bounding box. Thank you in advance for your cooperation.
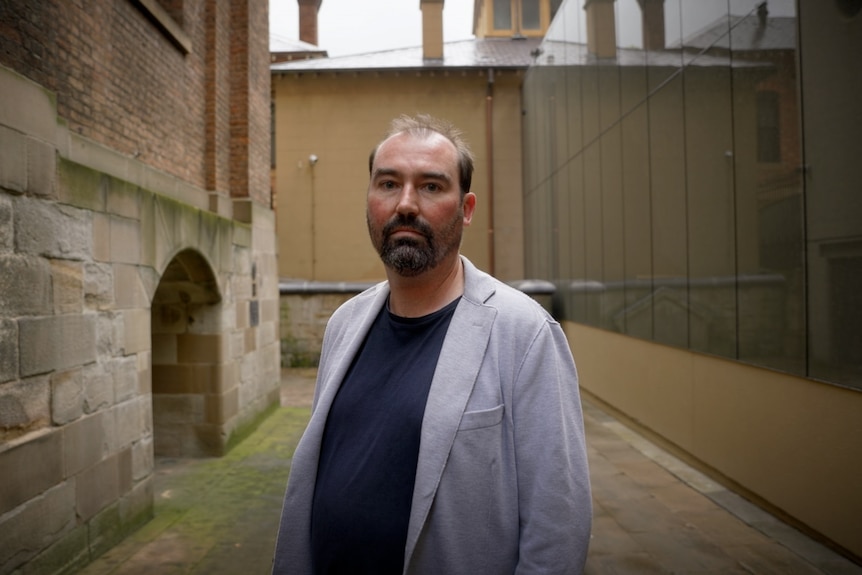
[368,209,464,277]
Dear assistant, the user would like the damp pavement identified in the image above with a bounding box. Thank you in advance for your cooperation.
[75,368,862,575]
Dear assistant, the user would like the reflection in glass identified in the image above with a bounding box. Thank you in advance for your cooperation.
[494,0,512,30]
[521,0,840,386]
[522,0,541,30]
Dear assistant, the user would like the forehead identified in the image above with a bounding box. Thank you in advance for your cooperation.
[372,132,458,174]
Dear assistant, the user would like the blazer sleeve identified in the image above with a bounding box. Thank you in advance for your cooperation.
[513,319,592,574]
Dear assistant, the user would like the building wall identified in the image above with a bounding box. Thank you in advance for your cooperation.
[0,1,278,572]
[522,0,861,559]
[272,69,526,282]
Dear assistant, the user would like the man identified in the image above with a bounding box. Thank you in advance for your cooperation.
[272,114,592,574]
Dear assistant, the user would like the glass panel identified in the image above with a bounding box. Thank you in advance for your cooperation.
[680,2,737,358]
[494,0,512,30]
[799,0,860,387]
[522,0,541,30]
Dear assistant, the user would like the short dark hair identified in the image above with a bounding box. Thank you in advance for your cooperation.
[368,114,475,195]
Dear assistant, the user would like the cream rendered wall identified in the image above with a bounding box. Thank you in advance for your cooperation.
[566,322,862,559]
[273,70,525,282]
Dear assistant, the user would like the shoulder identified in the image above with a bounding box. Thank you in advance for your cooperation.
[460,257,556,328]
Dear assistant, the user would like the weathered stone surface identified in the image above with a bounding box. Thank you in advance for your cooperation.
[0,125,27,194]
[84,261,114,310]
[14,524,89,575]
[82,362,113,414]
[131,436,154,482]
[51,367,84,425]
[0,255,52,316]
[113,264,148,310]
[122,308,150,354]
[57,159,106,212]
[110,215,141,264]
[50,258,83,314]
[0,375,49,438]
[27,135,56,198]
[14,196,92,260]
[92,211,111,262]
[0,481,76,574]
[95,311,122,360]
[0,319,18,383]
[112,355,138,403]
[0,429,63,515]
[0,193,12,252]
[18,314,97,376]
[63,412,105,477]
[75,453,120,521]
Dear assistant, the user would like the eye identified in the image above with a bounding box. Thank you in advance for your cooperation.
[423,182,441,193]
[380,180,398,190]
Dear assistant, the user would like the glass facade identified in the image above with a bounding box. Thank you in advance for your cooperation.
[523,0,862,390]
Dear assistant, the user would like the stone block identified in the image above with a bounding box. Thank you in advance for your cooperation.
[95,311,122,360]
[152,394,204,426]
[151,302,189,334]
[112,355,138,403]
[92,211,111,262]
[244,327,257,353]
[119,474,154,531]
[27,135,56,198]
[50,259,83,315]
[0,375,49,439]
[123,307,151,354]
[111,397,150,449]
[0,481,76,574]
[0,125,27,194]
[177,333,224,363]
[205,387,238,425]
[57,159,106,212]
[0,429,63,515]
[131,436,154,482]
[14,196,92,260]
[75,453,121,521]
[137,350,152,395]
[83,261,114,310]
[0,318,18,384]
[63,412,105,477]
[153,364,198,394]
[0,193,12,252]
[14,524,89,575]
[51,367,84,425]
[235,300,249,329]
[113,264,148,310]
[0,255,53,316]
[18,314,96,376]
[82,362,114,414]
[86,501,124,561]
[110,215,141,264]
[106,180,140,220]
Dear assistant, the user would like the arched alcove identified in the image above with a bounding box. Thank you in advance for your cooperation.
[150,249,226,457]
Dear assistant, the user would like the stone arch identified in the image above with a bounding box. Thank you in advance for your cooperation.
[150,248,228,457]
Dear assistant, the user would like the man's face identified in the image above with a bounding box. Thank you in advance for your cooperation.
[367,132,476,277]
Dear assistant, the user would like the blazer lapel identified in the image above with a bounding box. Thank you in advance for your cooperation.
[403,260,498,566]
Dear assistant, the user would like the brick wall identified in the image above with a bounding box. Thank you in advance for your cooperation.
[0,0,270,205]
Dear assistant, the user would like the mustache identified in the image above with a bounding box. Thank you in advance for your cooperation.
[381,215,433,241]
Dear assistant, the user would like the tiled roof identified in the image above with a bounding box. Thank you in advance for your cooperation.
[271,37,543,73]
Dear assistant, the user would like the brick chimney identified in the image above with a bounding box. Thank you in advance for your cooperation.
[637,0,665,51]
[297,0,322,46]
[421,0,444,60]
[584,0,616,59]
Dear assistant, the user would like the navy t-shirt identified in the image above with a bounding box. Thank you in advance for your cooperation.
[310,297,460,574]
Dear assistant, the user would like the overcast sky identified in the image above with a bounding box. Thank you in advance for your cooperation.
[269,0,476,57]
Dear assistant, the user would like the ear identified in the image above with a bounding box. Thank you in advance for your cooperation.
[461,192,477,226]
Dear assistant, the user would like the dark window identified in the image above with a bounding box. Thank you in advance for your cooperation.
[494,0,512,30]
[522,0,541,29]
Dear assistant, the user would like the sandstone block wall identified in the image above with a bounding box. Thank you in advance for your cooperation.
[0,63,279,574]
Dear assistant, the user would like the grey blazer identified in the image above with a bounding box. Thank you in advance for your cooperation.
[272,257,592,574]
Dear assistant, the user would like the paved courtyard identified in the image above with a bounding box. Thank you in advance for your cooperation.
[75,369,861,575]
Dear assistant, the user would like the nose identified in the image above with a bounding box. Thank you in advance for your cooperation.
[395,184,419,216]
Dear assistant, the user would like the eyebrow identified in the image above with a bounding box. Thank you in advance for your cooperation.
[371,167,452,184]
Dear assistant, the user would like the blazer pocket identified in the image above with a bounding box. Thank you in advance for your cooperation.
[458,404,504,431]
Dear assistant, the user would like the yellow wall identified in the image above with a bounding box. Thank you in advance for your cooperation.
[566,322,862,558]
[273,70,526,282]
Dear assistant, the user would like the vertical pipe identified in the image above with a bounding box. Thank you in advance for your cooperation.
[486,68,496,276]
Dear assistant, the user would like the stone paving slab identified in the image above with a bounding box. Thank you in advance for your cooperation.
[74,369,861,575]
